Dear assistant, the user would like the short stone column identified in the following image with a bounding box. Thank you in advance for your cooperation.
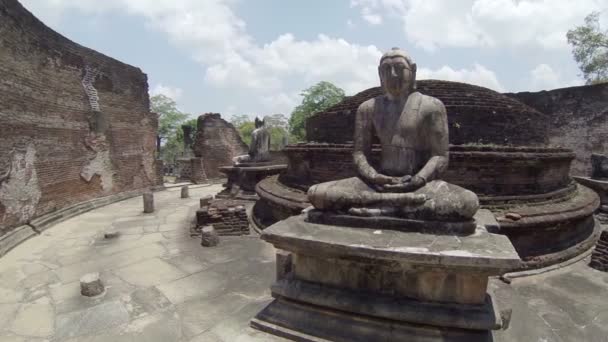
[201,226,219,247]
[80,273,104,297]
[143,192,154,213]
[181,185,189,198]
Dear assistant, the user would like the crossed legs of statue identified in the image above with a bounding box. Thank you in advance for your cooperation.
[307,177,479,221]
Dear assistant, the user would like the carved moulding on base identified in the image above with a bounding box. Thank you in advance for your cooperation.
[251,215,521,341]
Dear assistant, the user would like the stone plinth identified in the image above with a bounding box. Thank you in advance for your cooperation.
[196,200,249,236]
[574,177,608,224]
[218,164,286,200]
[252,215,521,341]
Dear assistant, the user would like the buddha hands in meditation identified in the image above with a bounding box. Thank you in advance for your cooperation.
[307,48,479,221]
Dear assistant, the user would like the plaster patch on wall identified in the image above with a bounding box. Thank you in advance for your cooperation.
[81,149,114,192]
[80,65,114,192]
[0,144,42,222]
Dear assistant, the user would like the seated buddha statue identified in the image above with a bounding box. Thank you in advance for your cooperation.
[307,48,479,222]
[233,117,271,165]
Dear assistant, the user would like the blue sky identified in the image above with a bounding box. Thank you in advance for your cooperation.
[21,0,607,120]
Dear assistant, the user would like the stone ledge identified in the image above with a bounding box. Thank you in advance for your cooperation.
[262,215,521,272]
[1,188,160,258]
[271,278,504,330]
[252,298,494,342]
[0,225,37,257]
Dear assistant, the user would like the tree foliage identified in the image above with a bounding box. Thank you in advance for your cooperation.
[151,94,190,163]
[567,12,608,85]
[288,81,345,141]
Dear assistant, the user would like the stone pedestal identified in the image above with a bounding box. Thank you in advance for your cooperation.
[251,215,521,341]
[217,163,286,200]
[574,177,608,224]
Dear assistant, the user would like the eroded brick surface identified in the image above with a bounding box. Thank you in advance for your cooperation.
[0,0,159,234]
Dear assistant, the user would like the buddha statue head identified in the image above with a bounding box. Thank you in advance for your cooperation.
[378,47,417,99]
[254,117,265,129]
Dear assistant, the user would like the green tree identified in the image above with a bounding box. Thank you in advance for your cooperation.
[151,94,189,162]
[161,117,197,163]
[567,12,608,85]
[288,81,345,141]
[230,115,255,146]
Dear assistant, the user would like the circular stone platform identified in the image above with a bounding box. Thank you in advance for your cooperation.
[0,185,607,341]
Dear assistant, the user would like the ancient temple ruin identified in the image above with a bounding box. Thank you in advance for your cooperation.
[1,1,608,341]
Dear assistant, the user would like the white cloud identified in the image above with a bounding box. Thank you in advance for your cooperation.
[22,0,385,113]
[350,0,605,51]
[20,0,518,112]
[150,83,183,100]
[528,64,583,91]
[418,64,504,91]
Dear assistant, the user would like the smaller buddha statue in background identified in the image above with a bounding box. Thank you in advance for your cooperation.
[233,117,271,165]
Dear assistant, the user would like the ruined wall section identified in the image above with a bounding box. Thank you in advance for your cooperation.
[0,0,159,234]
[193,113,248,179]
[506,83,608,175]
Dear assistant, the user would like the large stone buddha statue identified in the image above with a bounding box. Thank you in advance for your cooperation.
[307,48,479,223]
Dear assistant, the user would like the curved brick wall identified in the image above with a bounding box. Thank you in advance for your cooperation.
[506,83,608,176]
[306,80,550,146]
[0,0,159,235]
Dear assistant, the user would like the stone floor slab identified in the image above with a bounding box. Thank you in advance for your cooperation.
[113,258,187,287]
[55,300,130,340]
[9,303,54,338]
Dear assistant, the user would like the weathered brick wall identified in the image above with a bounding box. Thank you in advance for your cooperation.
[505,83,608,176]
[193,113,248,179]
[196,200,249,236]
[0,0,158,234]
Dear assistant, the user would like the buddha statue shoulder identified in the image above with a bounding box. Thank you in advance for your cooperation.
[307,48,479,223]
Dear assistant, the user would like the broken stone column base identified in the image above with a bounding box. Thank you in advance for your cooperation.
[80,273,104,297]
[251,215,521,341]
[201,226,219,247]
[143,192,154,213]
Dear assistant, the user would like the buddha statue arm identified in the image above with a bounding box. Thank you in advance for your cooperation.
[415,100,449,182]
[353,102,394,185]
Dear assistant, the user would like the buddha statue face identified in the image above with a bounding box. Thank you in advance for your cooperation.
[378,49,417,99]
